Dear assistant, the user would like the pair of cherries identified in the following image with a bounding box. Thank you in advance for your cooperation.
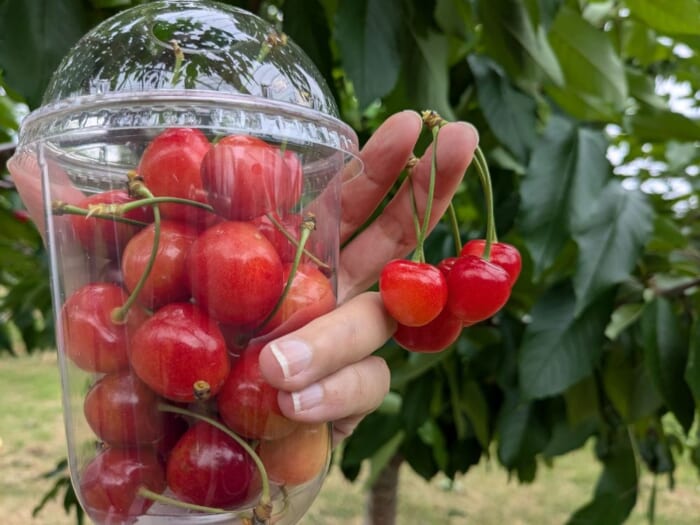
[379,240,521,353]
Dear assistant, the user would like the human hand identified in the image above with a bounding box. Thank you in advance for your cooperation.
[258,110,479,445]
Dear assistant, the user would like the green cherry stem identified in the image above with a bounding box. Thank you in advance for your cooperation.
[264,212,329,269]
[472,147,498,260]
[137,487,230,515]
[170,39,184,86]
[111,175,161,324]
[446,202,462,254]
[95,195,215,215]
[156,402,272,520]
[51,201,149,227]
[253,214,316,335]
[407,176,424,262]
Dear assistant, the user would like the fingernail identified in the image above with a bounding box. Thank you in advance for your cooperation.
[291,383,324,413]
[269,339,312,379]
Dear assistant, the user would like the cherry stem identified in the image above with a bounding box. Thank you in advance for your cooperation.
[473,147,498,260]
[407,176,423,262]
[171,39,184,86]
[254,214,316,334]
[264,212,329,269]
[157,402,273,514]
[446,202,462,254]
[111,174,161,324]
[137,487,230,515]
[97,195,214,215]
[51,201,149,227]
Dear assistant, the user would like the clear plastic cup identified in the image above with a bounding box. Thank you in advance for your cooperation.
[8,1,361,524]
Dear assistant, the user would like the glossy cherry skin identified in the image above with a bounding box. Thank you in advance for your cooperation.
[218,343,299,441]
[379,260,448,327]
[251,212,302,263]
[71,189,153,259]
[129,303,230,403]
[187,221,284,326]
[121,220,199,309]
[138,127,213,224]
[166,421,257,508]
[200,138,302,220]
[80,447,166,525]
[61,283,148,373]
[84,371,165,447]
[257,423,330,486]
[393,307,463,353]
[446,255,511,324]
[460,240,522,287]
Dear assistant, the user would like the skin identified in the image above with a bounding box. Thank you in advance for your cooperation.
[9,110,479,447]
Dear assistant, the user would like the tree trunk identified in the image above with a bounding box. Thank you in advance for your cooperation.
[364,453,403,525]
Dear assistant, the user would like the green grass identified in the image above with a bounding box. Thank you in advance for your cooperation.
[1,353,699,525]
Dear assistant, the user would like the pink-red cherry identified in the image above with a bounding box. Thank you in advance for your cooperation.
[71,189,153,259]
[218,343,299,440]
[460,240,522,287]
[251,212,303,263]
[80,447,165,524]
[379,260,448,327]
[129,303,230,403]
[187,221,284,326]
[393,307,463,353]
[138,127,213,224]
[166,421,257,508]
[61,282,148,373]
[447,255,511,324]
[121,220,198,309]
[84,371,165,447]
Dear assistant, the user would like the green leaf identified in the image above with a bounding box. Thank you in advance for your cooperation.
[572,181,654,315]
[519,282,612,400]
[625,107,700,143]
[460,380,490,449]
[364,431,405,489]
[477,0,564,87]
[400,373,435,435]
[334,0,403,108]
[564,377,600,426]
[625,0,700,36]
[519,115,609,276]
[642,298,695,432]
[0,0,92,108]
[684,316,700,404]
[605,303,646,341]
[496,390,550,470]
[417,419,449,471]
[467,54,538,163]
[547,6,628,121]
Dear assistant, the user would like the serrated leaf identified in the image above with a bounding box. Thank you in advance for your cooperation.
[642,298,695,432]
[467,54,538,163]
[519,115,609,275]
[519,282,612,399]
[573,181,653,315]
[605,303,646,340]
[0,0,92,108]
[334,0,403,108]
[478,0,564,86]
[548,6,628,120]
[625,0,700,36]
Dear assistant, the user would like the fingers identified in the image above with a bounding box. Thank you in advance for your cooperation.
[338,121,479,302]
[258,292,393,427]
[339,110,423,244]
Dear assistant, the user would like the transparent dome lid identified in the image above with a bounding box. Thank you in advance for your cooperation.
[16,0,358,156]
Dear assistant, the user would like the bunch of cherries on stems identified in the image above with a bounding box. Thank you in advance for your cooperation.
[55,128,335,524]
[380,112,522,353]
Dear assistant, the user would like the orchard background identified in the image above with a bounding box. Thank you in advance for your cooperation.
[1,0,700,524]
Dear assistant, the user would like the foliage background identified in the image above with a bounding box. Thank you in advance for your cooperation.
[1,0,700,523]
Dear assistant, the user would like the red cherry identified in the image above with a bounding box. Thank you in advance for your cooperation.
[257,423,330,486]
[437,256,459,277]
[166,421,257,508]
[84,371,165,447]
[393,307,463,353]
[71,189,154,259]
[129,303,230,403]
[121,220,198,309]
[446,255,511,324]
[218,343,299,440]
[379,260,448,327]
[251,212,303,263]
[61,283,148,373]
[216,134,269,148]
[138,127,213,224]
[80,447,165,524]
[460,240,522,287]
[187,221,284,326]
[259,262,336,336]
